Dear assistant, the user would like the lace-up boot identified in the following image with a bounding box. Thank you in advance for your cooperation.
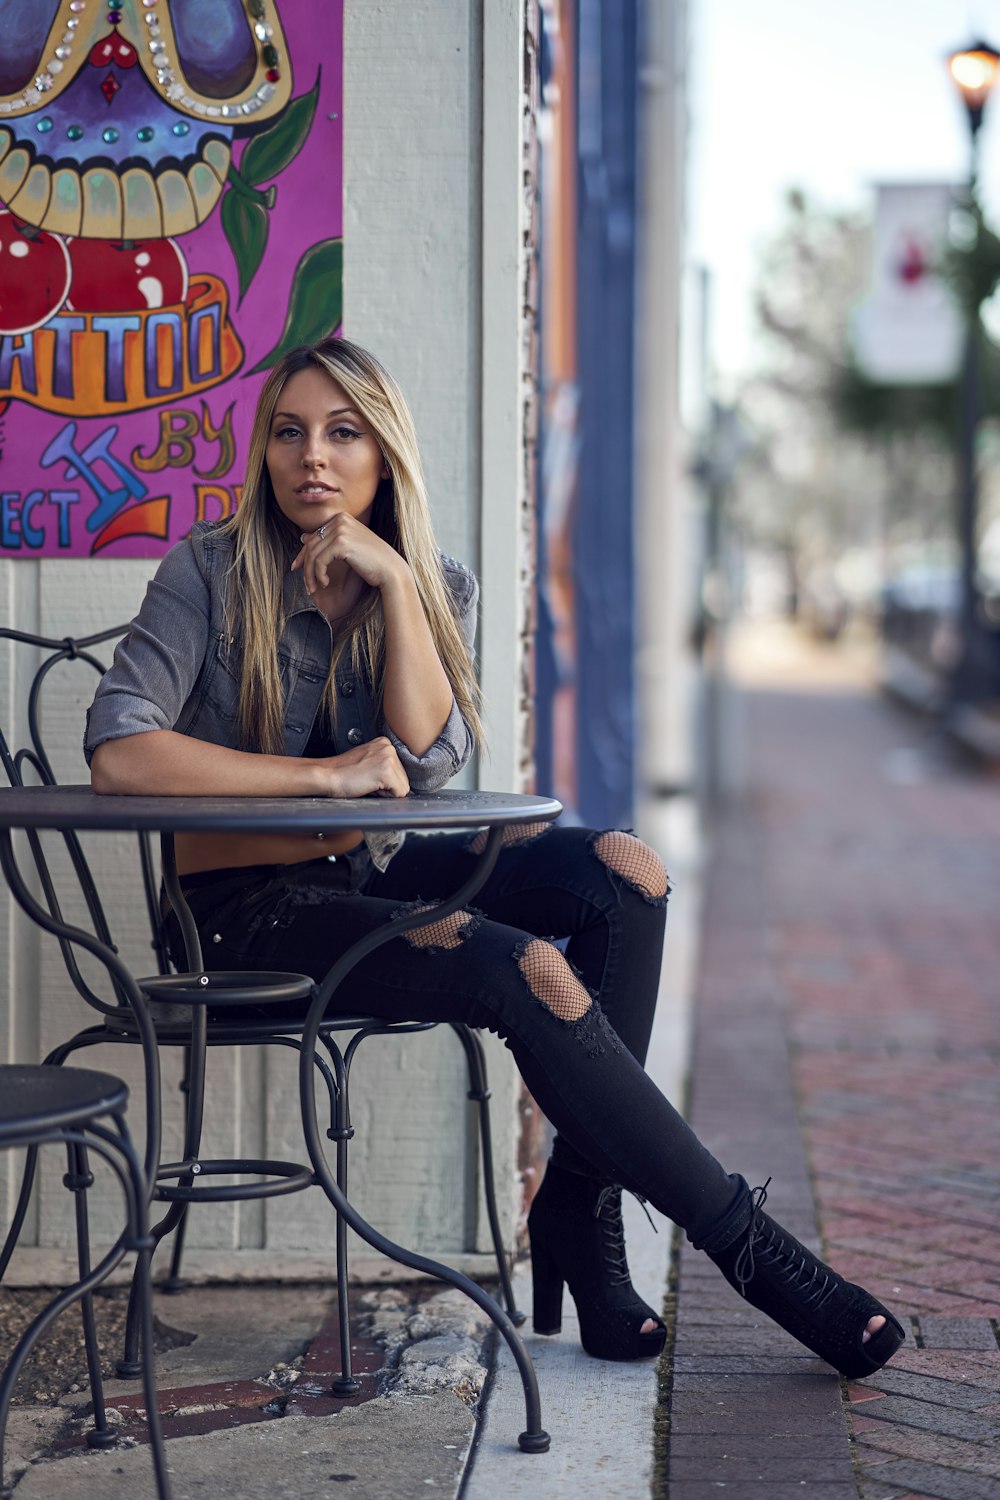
[706,1180,905,1379]
[528,1159,666,1361]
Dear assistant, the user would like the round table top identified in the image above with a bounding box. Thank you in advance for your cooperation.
[0,784,562,835]
[0,1064,129,1139]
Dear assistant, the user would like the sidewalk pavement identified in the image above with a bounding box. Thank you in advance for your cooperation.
[5,620,1000,1499]
[660,621,1000,1500]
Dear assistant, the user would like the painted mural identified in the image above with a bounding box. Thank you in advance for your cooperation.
[0,0,343,557]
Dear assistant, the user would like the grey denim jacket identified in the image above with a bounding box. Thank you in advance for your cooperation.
[85,521,478,867]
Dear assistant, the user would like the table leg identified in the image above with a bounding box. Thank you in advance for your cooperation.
[298,824,551,1454]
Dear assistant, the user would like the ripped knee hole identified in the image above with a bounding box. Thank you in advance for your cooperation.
[517,938,592,1022]
[593,830,668,899]
[402,906,477,950]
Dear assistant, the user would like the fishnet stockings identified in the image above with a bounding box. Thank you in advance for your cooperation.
[402,906,475,950]
[593,831,668,900]
[468,821,551,856]
[518,938,592,1022]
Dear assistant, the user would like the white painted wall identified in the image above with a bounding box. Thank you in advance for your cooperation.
[635,0,700,803]
[1,0,529,1279]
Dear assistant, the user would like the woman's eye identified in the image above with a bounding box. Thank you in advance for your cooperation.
[274,424,301,440]
[332,426,363,441]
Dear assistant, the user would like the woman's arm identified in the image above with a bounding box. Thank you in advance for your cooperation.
[294,516,455,755]
[379,561,455,754]
[91,729,409,799]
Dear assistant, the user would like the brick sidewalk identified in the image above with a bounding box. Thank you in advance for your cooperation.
[661,630,1000,1500]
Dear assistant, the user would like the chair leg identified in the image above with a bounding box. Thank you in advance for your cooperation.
[159,1047,192,1295]
[117,1198,185,1377]
[0,1144,39,1283]
[123,1014,210,1372]
[451,1024,524,1325]
[159,1203,190,1295]
[63,1141,117,1449]
[319,1032,360,1397]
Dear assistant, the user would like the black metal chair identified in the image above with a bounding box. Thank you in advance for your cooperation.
[0,1064,170,1500]
[0,625,522,1399]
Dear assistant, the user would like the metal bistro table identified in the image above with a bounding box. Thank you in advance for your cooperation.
[0,783,561,1454]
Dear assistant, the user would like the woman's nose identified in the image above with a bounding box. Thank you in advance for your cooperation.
[301,437,325,467]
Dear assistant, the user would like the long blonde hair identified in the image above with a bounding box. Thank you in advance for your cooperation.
[221,337,484,756]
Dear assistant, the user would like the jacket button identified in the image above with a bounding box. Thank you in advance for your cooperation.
[339,680,356,697]
[347,727,364,745]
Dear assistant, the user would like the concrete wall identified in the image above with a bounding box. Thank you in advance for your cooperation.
[1,0,532,1280]
[635,0,700,804]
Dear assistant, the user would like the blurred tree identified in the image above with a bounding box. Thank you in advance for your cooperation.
[727,188,971,619]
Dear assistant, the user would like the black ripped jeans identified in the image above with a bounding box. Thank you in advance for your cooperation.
[166,824,747,1246]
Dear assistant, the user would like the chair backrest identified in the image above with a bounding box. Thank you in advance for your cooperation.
[0,625,170,1017]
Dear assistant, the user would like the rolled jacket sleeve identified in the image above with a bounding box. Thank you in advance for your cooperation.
[382,558,479,792]
[83,539,211,765]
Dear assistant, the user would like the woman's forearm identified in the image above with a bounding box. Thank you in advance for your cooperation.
[91,730,410,800]
[90,730,329,797]
[379,565,455,754]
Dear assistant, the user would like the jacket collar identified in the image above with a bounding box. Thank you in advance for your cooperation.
[283,564,323,620]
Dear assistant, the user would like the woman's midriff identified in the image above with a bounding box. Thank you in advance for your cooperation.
[174,828,364,875]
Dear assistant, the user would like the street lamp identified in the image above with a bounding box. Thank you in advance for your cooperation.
[948,42,1000,167]
[945,39,1000,707]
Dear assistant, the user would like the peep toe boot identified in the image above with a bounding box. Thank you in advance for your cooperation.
[706,1181,905,1380]
[527,1160,667,1361]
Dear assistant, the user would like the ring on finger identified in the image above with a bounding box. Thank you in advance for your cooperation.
[316,523,327,540]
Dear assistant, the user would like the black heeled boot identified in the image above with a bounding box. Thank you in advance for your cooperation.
[527,1160,667,1361]
[703,1180,905,1380]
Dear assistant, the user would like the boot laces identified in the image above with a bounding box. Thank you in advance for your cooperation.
[594,1184,656,1286]
[733,1179,838,1310]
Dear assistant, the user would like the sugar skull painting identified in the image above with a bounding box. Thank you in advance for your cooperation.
[0,0,343,555]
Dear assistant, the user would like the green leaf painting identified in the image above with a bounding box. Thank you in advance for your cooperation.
[219,72,322,304]
[249,238,343,373]
[221,190,270,306]
[240,74,320,188]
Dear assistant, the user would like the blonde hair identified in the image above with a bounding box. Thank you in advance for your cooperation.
[221,337,483,756]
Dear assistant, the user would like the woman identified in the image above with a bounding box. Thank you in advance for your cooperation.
[87,337,903,1377]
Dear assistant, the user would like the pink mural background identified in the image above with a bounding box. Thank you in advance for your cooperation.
[0,0,343,558]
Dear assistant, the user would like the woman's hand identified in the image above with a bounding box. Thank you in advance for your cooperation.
[292,512,407,597]
[318,737,410,799]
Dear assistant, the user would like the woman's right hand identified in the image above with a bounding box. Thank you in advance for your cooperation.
[321,737,410,798]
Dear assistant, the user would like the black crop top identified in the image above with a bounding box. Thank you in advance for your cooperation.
[303,713,338,759]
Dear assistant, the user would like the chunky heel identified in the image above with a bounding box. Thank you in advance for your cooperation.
[527,1161,666,1361]
[529,1231,565,1335]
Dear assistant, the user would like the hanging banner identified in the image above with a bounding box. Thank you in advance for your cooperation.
[852,182,963,385]
[0,0,343,557]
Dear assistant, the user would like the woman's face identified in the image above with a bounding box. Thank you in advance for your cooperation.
[265,364,387,534]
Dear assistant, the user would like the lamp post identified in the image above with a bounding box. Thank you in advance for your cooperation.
[946,40,1000,707]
